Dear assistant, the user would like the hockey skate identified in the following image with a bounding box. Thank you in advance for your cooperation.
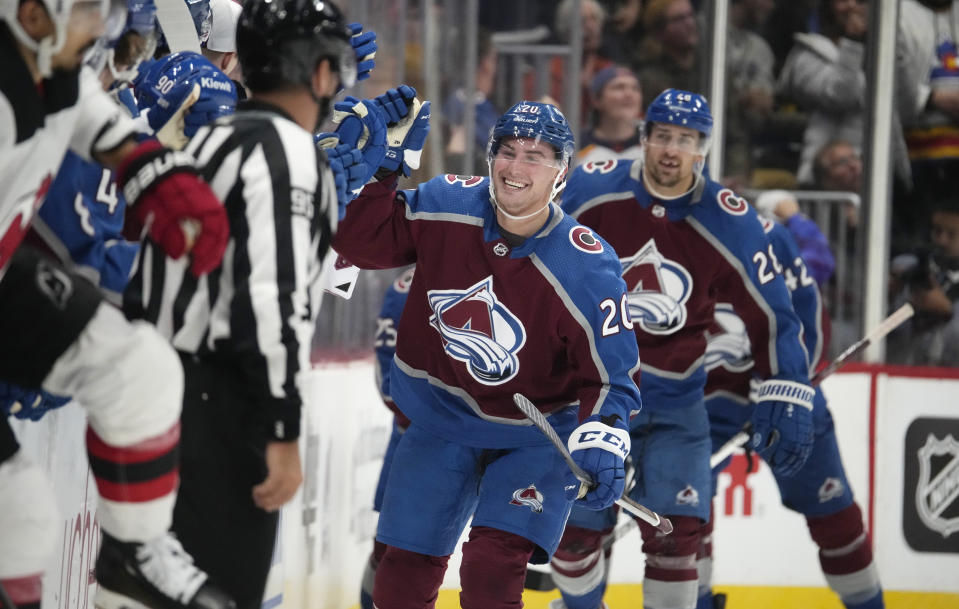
[94,532,236,609]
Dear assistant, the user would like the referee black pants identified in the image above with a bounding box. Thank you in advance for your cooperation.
[172,353,279,609]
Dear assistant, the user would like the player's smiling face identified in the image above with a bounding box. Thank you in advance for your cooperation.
[643,123,704,197]
[491,136,562,216]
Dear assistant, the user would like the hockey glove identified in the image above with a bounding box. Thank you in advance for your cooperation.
[1,382,71,421]
[151,83,201,151]
[565,415,630,510]
[348,23,377,84]
[117,139,229,277]
[366,85,433,175]
[749,378,815,476]
[321,143,363,219]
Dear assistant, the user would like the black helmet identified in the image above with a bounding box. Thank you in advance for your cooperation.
[237,0,356,93]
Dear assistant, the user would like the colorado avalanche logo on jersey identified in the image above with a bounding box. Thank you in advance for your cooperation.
[704,303,753,372]
[620,239,693,335]
[428,276,526,385]
[718,189,749,216]
[582,159,618,174]
[444,174,484,187]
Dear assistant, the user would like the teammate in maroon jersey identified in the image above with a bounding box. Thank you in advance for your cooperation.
[334,94,643,609]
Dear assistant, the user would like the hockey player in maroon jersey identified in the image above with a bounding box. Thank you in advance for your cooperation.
[334,94,643,609]
[552,89,816,609]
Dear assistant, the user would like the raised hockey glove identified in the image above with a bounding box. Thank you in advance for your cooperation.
[566,415,630,510]
[749,378,815,476]
[315,97,388,203]
[117,139,229,277]
[1,382,71,421]
[366,85,432,176]
[348,23,377,84]
[320,143,363,219]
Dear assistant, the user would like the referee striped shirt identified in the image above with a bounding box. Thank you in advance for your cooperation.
[124,101,337,440]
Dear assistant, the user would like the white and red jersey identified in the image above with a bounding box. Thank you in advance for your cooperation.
[0,28,136,277]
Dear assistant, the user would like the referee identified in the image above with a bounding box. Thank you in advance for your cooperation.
[124,1,358,607]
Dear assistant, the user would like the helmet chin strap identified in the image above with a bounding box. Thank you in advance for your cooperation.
[487,161,568,222]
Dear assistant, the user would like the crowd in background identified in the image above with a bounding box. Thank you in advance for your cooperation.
[310,0,959,368]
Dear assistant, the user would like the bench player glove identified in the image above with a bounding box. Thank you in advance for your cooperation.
[566,415,630,510]
[348,23,377,84]
[321,144,363,219]
[316,98,388,210]
[367,85,432,176]
[117,139,229,277]
[749,378,815,476]
[1,382,71,421]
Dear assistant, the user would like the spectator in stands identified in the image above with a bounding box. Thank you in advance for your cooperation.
[777,0,911,188]
[724,0,776,183]
[888,197,959,366]
[812,139,862,233]
[595,0,644,64]
[898,0,959,216]
[443,28,499,172]
[525,0,612,125]
[632,0,705,100]
[575,65,643,166]
[755,190,836,287]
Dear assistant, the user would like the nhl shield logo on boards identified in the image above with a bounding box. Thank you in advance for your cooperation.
[916,433,959,538]
[510,484,544,513]
[903,417,959,553]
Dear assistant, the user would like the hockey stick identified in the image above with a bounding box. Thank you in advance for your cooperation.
[512,393,673,535]
[709,303,916,468]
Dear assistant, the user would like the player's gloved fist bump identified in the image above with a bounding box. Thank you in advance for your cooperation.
[749,378,815,476]
[566,415,630,510]
[320,143,364,218]
[117,139,229,277]
[384,98,430,177]
[369,84,417,124]
[327,97,388,176]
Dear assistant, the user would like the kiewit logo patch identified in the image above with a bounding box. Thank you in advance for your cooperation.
[428,276,526,385]
[510,484,544,513]
[620,239,693,335]
[903,417,959,553]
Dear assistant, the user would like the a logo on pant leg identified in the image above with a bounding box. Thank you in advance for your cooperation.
[676,484,699,507]
[510,484,544,513]
[36,260,73,310]
[818,477,845,503]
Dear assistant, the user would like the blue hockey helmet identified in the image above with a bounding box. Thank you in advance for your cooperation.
[487,101,576,212]
[87,0,158,81]
[644,88,713,141]
[135,51,237,139]
[488,100,575,167]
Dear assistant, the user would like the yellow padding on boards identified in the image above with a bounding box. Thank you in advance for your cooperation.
[430,585,959,608]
